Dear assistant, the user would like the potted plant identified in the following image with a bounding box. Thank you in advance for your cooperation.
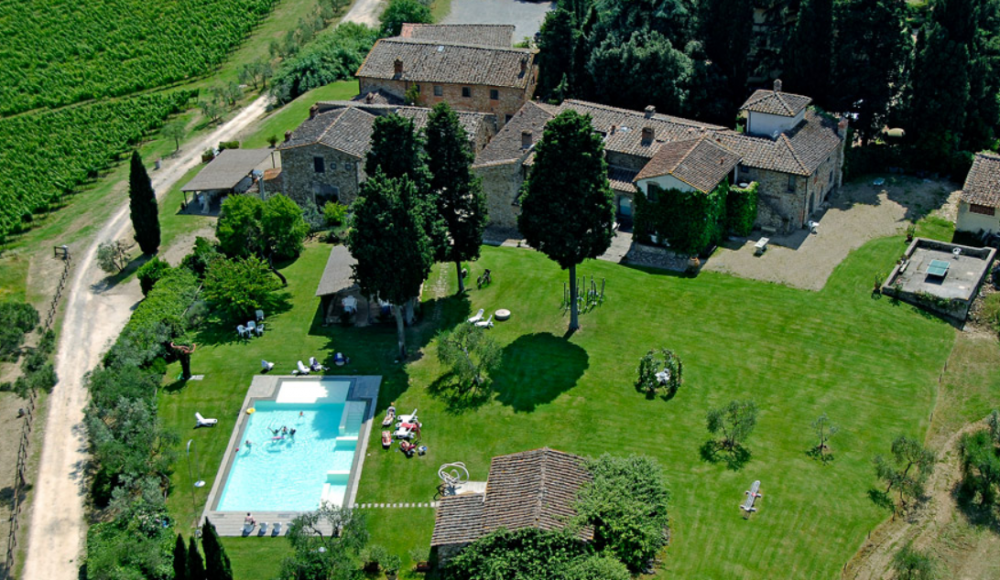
[410,547,431,572]
[361,545,388,574]
[873,274,884,294]
[381,554,401,580]
[686,256,701,274]
[267,134,279,148]
[905,223,916,243]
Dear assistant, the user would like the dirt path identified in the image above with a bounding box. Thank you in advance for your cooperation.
[21,95,270,580]
[843,418,991,580]
[22,1,387,576]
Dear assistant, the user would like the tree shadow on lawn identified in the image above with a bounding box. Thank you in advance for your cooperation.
[427,371,494,415]
[191,291,293,348]
[699,440,752,471]
[491,333,588,412]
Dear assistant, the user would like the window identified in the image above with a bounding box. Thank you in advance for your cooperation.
[787,174,796,192]
[505,114,513,124]
[490,89,499,100]
[462,87,471,98]
[313,157,325,173]
[433,85,443,96]
[739,165,750,175]
[970,203,996,216]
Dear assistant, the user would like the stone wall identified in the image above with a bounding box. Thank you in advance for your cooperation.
[804,153,840,214]
[359,67,538,126]
[737,166,804,233]
[606,150,648,172]
[475,161,523,229]
[278,144,363,208]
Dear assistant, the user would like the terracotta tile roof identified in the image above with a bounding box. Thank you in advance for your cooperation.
[430,448,593,547]
[961,152,1000,208]
[356,38,535,89]
[278,107,377,158]
[430,494,486,547]
[716,110,842,176]
[608,166,638,194]
[557,100,723,159]
[473,101,554,166]
[181,149,273,192]
[350,89,405,105]
[740,88,812,117]
[398,24,514,47]
[634,135,742,192]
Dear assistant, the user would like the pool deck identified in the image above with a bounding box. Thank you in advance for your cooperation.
[200,375,381,536]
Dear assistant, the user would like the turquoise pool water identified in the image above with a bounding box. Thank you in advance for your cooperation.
[217,400,364,512]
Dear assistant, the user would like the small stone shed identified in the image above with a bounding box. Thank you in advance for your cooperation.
[882,237,997,321]
[315,245,360,324]
[182,149,278,212]
[430,448,593,562]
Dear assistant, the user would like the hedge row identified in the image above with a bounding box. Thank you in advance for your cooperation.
[633,182,728,256]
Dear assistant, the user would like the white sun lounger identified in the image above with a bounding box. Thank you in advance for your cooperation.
[271,522,282,536]
[195,412,218,428]
[296,360,310,375]
[467,309,484,324]
[394,425,416,439]
[309,356,328,371]
[475,314,494,329]
[261,360,274,372]
[257,522,269,536]
[242,522,254,534]
[397,409,418,424]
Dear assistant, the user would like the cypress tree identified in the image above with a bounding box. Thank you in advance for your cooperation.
[201,518,234,580]
[424,103,489,294]
[187,536,205,580]
[783,0,834,104]
[173,533,188,580]
[128,150,160,254]
[536,8,579,100]
[698,0,754,114]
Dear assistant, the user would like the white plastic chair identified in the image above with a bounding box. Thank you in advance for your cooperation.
[237,325,248,338]
[475,314,494,329]
[261,360,274,372]
[255,323,264,336]
[247,321,257,335]
[256,309,265,322]
[467,309,484,324]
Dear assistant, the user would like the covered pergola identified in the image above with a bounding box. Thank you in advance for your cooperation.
[182,149,276,213]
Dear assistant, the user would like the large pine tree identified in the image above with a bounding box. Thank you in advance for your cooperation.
[831,0,910,144]
[425,103,489,294]
[783,0,834,105]
[518,110,614,332]
[348,172,436,359]
[201,519,233,580]
[128,150,160,255]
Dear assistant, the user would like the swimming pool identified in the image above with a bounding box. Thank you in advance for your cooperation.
[216,379,366,512]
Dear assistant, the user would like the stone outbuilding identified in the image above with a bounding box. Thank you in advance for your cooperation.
[277,102,496,209]
[956,151,1000,236]
[430,448,593,562]
[355,37,537,125]
[181,148,278,213]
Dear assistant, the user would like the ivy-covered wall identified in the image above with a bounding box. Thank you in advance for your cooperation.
[634,182,728,255]
[725,182,759,237]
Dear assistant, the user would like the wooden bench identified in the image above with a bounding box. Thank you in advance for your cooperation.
[741,480,763,513]
[754,238,769,256]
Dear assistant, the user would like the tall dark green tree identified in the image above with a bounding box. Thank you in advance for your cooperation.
[424,103,489,293]
[201,518,234,580]
[536,8,579,100]
[348,172,435,359]
[128,150,160,255]
[173,533,188,580]
[378,0,431,37]
[831,0,910,144]
[587,30,692,114]
[783,0,834,105]
[698,0,754,115]
[518,110,614,331]
[187,536,205,580]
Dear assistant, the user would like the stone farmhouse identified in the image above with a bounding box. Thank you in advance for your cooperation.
[474,80,847,236]
[276,101,496,209]
[956,151,1000,236]
[430,448,593,561]
[355,35,538,125]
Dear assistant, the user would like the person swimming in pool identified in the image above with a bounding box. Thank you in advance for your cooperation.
[282,426,288,435]
[289,428,296,437]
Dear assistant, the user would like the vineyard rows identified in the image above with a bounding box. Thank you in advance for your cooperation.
[0,91,195,241]
[0,0,278,116]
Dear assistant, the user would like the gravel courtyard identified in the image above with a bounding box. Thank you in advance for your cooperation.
[704,176,958,291]
[441,0,555,41]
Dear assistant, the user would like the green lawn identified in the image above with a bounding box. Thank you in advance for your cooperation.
[161,235,956,578]
[241,80,360,149]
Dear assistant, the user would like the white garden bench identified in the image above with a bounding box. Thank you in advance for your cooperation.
[741,480,763,513]
[754,238,769,256]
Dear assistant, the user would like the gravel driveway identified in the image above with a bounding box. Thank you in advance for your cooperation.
[441,0,555,41]
[704,176,958,291]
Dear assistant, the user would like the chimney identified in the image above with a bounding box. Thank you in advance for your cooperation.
[773,79,783,92]
[520,57,528,75]
[641,126,654,143]
[644,105,655,118]
[610,125,617,135]
[309,104,319,120]
[394,58,403,76]
[284,130,292,143]
[837,116,849,138]
[521,130,532,150]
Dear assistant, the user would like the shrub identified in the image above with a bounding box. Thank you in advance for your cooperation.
[323,200,348,226]
[634,182,727,255]
[635,348,683,399]
[137,257,172,296]
[270,23,378,104]
[575,454,670,572]
[445,528,588,580]
[562,554,631,580]
[203,256,281,323]
[218,140,240,150]
[181,236,222,277]
[96,240,132,274]
[959,425,1000,507]
[261,194,309,259]
[0,301,39,361]
[892,543,936,580]
[725,182,759,236]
